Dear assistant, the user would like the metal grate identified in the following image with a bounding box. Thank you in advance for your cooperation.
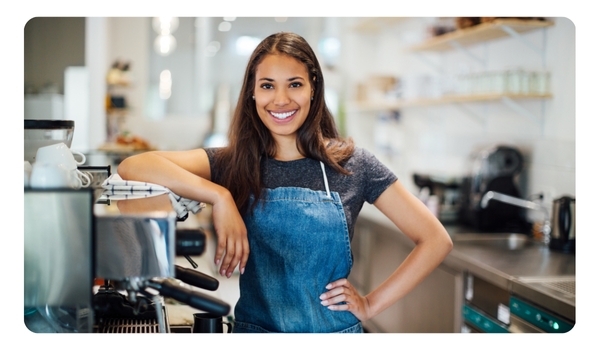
[518,276,576,299]
[540,280,575,297]
[99,318,160,333]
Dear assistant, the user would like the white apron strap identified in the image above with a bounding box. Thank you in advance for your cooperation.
[319,161,331,198]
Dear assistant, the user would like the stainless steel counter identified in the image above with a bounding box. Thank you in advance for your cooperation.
[357,205,575,321]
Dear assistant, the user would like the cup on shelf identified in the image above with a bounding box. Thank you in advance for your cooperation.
[24,161,33,188]
[35,143,91,188]
[30,162,71,189]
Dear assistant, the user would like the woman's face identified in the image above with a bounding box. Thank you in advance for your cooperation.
[253,54,313,143]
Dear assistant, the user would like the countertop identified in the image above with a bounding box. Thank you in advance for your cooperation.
[357,204,575,320]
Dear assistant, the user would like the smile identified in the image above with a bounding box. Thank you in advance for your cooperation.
[269,110,297,122]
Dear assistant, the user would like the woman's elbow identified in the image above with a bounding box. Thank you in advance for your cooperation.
[441,230,453,254]
[117,155,138,179]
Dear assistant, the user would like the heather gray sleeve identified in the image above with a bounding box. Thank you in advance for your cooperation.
[359,148,398,204]
[203,147,221,184]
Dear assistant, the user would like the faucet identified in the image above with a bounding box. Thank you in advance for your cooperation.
[481,191,551,242]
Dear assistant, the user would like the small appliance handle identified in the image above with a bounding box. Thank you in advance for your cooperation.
[151,280,230,316]
[559,198,571,242]
[223,320,233,333]
[175,265,219,291]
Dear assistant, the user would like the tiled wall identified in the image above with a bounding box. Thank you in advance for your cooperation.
[342,18,575,214]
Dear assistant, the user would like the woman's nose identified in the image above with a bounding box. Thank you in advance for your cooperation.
[273,88,291,106]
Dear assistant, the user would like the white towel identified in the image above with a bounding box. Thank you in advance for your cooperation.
[100,174,205,219]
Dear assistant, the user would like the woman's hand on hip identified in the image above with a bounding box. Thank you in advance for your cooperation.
[211,190,249,278]
[319,278,372,321]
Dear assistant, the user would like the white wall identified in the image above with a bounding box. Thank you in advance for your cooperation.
[95,17,211,151]
[341,18,575,210]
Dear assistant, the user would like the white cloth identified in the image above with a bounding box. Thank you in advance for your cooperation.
[100,174,205,219]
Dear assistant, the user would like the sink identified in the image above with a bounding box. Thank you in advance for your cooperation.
[452,233,538,251]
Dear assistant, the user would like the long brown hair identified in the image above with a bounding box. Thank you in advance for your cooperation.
[214,32,355,214]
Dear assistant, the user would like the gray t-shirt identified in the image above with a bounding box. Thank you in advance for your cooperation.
[204,147,397,241]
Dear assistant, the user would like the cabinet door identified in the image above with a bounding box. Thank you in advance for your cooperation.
[351,220,462,333]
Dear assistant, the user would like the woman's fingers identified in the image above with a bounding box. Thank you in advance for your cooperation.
[320,292,348,306]
[220,237,236,276]
[240,238,250,275]
[214,233,226,267]
[212,195,249,278]
[319,279,349,300]
[320,278,371,321]
[325,278,349,290]
[225,239,244,277]
[214,228,249,278]
[319,286,346,301]
[326,303,350,311]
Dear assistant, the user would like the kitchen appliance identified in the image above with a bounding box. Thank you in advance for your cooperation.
[413,173,461,223]
[549,196,575,253]
[462,272,574,333]
[24,188,95,333]
[92,196,229,333]
[24,179,230,333]
[25,119,74,163]
[458,145,531,233]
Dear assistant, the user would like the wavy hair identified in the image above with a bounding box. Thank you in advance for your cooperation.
[214,32,355,214]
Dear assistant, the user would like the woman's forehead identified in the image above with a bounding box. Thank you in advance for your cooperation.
[255,54,309,79]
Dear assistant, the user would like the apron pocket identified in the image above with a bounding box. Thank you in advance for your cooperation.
[335,322,363,333]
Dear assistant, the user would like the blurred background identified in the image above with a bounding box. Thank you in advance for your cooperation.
[24,17,575,204]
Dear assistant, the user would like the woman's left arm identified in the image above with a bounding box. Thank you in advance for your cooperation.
[319,180,453,321]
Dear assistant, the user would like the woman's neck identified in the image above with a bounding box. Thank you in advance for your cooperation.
[272,136,332,161]
[273,134,304,161]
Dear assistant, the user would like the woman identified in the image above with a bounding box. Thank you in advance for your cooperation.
[118,32,453,333]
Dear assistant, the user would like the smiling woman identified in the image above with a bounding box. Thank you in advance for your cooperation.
[118,31,452,334]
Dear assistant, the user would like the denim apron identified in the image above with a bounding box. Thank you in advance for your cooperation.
[233,162,362,333]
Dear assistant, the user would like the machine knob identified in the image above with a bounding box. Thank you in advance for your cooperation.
[175,229,206,256]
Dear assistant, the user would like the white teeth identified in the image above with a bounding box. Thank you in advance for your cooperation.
[270,110,296,119]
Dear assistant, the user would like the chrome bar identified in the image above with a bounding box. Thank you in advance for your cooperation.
[481,191,543,211]
[481,191,551,238]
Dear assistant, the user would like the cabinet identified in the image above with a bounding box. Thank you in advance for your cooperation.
[349,216,463,333]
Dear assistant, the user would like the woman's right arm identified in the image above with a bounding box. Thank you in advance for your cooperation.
[117,149,249,278]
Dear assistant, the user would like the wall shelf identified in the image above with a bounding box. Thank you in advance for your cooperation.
[349,93,552,111]
[350,17,408,33]
[406,19,554,52]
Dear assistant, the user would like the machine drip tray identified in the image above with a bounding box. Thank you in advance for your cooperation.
[96,318,160,333]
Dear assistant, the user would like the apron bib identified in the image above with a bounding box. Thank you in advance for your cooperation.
[233,162,361,333]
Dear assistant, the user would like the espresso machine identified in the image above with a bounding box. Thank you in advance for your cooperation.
[93,205,228,333]
[25,187,230,333]
[458,145,531,233]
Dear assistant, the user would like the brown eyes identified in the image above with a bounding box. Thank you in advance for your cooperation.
[260,82,303,89]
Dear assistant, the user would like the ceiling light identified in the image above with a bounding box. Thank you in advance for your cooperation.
[154,34,177,56]
[152,17,179,35]
[275,17,287,22]
[218,21,232,32]
[223,17,236,21]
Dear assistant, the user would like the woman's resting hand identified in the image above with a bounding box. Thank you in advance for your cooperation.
[319,278,372,321]
[212,191,249,278]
